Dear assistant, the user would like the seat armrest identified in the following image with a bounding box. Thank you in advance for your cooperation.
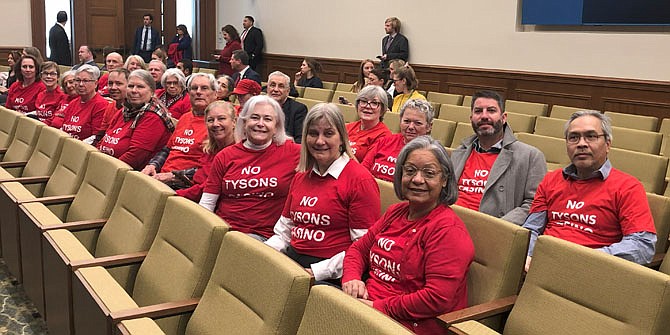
[437,295,517,327]
[0,175,50,184]
[37,218,107,232]
[646,252,665,268]
[110,298,200,323]
[0,160,28,168]
[70,251,148,271]
[19,194,76,205]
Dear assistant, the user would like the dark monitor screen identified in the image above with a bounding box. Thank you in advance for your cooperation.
[522,0,670,25]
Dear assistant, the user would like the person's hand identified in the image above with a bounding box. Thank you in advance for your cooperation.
[381,54,388,61]
[0,86,7,94]
[358,299,373,307]
[294,71,302,81]
[141,165,157,176]
[342,279,368,299]
[304,268,314,277]
[153,172,175,183]
[524,256,532,272]
[213,54,221,60]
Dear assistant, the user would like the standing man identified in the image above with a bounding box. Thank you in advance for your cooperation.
[230,50,261,85]
[379,17,409,69]
[523,111,656,269]
[48,11,72,66]
[451,90,547,225]
[72,46,98,70]
[267,71,307,143]
[133,14,160,63]
[240,16,264,71]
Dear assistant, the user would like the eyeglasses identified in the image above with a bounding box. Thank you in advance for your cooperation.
[566,132,607,144]
[358,100,381,109]
[402,165,442,180]
[41,71,58,77]
[165,81,180,86]
[74,79,96,84]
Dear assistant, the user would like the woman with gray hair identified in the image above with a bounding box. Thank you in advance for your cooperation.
[362,99,434,182]
[346,85,392,162]
[265,103,381,285]
[52,64,109,144]
[343,135,475,335]
[97,69,174,170]
[200,95,300,241]
[156,68,190,119]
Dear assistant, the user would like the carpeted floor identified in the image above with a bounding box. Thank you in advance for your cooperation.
[0,260,47,334]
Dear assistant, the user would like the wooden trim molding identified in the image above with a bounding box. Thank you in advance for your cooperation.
[263,53,670,120]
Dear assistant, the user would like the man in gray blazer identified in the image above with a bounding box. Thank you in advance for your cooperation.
[451,90,547,225]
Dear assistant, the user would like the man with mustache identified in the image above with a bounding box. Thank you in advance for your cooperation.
[451,90,546,225]
[523,111,656,270]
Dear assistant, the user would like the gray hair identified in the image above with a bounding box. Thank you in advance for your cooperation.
[235,95,288,145]
[124,55,147,70]
[161,68,186,89]
[129,69,156,91]
[187,72,219,92]
[267,71,290,84]
[355,85,389,120]
[75,64,100,81]
[399,99,435,124]
[149,59,167,72]
[297,103,355,172]
[393,135,458,205]
[564,110,613,142]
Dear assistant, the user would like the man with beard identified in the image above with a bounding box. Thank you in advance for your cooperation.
[451,90,546,225]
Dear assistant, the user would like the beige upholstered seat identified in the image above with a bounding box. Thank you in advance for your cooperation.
[647,193,670,266]
[17,152,131,319]
[462,95,472,107]
[549,105,583,119]
[41,171,174,335]
[431,119,457,147]
[0,106,22,156]
[609,148,668,195]
[297,285,414,335]
[533,116,566,138]
[450,235,670,335]
[376,178,401,213]
[321,81,337,90]
[116,231,311,335]
[71,196,228,335]
[335,103,358,123]
[383,112,401,133]
[605,111,658,132]
[330,91,358,105]
[438,104,471,123]
[515,133,571,171]
[427,92,464,107]
[0,116,44,177]
[439,206,529,331]
[450,122,475,148]
[295,97,323,111]
[0,138,95,281]
[611,126,662,155]
[505,112,536,133]
[303,87,334,102]
[335,82,354,92]
[505,100,548,116]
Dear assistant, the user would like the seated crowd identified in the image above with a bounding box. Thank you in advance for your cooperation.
[0,37,660,334]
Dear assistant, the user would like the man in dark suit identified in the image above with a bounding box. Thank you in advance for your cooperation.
[267,71,307,143]
[48,11,72,66]
[379,17,409,69]
[230,50,262,85]
[133,13,160,63]
[240,16,265,71]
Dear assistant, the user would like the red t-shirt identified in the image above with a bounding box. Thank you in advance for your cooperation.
[204,141,300,238]
[530,168,656,248]
[157,91,191,120]
[35,87,67,125]
[100,101,120,133]
[361,133,405,182]
[57,94,108,140]
[97,111,172,169]
[176,152,216,202]
[5,80,46,113]
[283,159,380,258]
[50,95,77,129]
[455,150,499,211]
[346,120,391,162]
[97,73,110,97]
[160,111,208,172]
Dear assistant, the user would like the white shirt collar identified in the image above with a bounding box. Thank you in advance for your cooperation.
[311,154,350,179]
[239,66,250,78]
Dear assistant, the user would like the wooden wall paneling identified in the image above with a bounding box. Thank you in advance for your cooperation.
[0,48,26,66]
[163,0,176,47]
[198,0,217,63]
[86,0,125,60]
[30,0,46,57]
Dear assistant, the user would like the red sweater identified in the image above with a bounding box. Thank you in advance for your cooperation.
[97,111,172,170]
[343,203,474,335]
[346,120,391,162]
[56,94,108,140]
[218,40,242,76]
[5,80,46,113]
[361,133,405,182]
[35,87,67,125]
[283,159,380,258]
[204,141,300,238]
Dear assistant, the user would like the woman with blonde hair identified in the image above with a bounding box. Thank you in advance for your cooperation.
[124,55,147,71]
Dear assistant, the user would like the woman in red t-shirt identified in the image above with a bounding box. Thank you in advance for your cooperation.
[5,54,46,114]
[362,99,434,182]
[97,69,174,170]
[156,69,190,119]
[213,24,242,76]
[265,103,381,285]
[343,135,475,335]
[34,61,66,125]
[200,95,300,241]
[176,101,237,202]
[345,85,392,162]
